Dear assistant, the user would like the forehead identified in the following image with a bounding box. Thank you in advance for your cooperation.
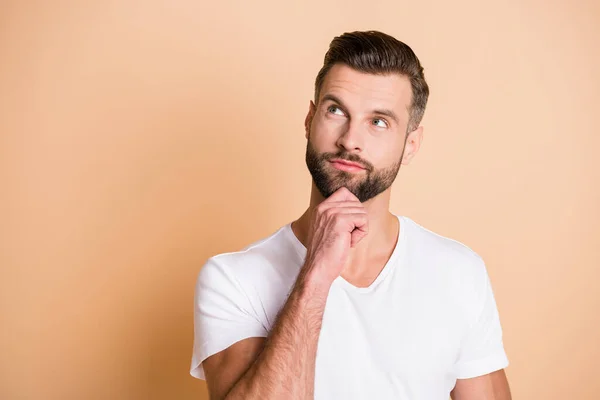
[319,64,412,120]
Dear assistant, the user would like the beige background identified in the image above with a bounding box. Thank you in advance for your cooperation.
[1,0,599,399]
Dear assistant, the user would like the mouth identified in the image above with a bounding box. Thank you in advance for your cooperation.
[329,159,366,172]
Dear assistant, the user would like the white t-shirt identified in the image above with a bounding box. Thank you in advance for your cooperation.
[190,215,509,399]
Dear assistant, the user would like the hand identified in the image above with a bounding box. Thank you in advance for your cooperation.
[299,187,368,288]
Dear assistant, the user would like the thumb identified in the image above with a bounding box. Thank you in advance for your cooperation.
[350,227,368,247]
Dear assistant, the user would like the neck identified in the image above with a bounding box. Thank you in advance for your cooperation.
[292,182,398,275]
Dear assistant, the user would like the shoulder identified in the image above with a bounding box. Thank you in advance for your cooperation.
[194,223,301,330]
[402,216,489,292]
[197,223,301,289]
[401,216,496,321]
[404,216,484,265]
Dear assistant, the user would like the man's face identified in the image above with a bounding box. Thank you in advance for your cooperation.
[305,63,421,203]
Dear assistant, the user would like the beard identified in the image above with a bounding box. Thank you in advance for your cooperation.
[305,139,403,203]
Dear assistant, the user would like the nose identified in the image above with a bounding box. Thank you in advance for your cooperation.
[336,120,363,153]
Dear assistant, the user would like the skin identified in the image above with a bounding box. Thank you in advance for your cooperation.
[296,63,421,285]
[202,63,511,399]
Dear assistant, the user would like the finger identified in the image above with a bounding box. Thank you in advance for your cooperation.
[327,207,367,215]
[350,227,368,247]
[336,212,368,233]
[350,223,369,247]
[318,201,364,212]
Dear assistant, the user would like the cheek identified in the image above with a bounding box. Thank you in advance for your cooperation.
[310,120,342,146]
[368,139,404,167]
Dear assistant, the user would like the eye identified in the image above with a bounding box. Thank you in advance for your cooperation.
[372,118,388,128]
[327,106,345,116]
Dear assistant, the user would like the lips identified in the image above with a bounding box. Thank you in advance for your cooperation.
[329,159,367,173]
[329,159,365,169]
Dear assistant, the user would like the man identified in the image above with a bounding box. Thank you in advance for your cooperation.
[190,30,511,399]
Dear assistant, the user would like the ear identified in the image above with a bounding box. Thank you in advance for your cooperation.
[401,125,424,165]
[305,100,317,139]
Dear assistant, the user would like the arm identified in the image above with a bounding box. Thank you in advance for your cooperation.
[452,257,510,399]
[200,187,367,400]
[203,274,329,400]
[451,369,511,400]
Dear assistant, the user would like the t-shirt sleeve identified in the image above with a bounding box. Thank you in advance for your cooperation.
[453,259,509,379]
[190,257,268,380]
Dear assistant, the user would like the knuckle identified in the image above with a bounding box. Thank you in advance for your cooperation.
[333,213,346,224]
[316,205,330,218]
[323,207,335,218]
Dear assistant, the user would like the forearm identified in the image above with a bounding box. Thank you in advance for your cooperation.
[225,275,329,400]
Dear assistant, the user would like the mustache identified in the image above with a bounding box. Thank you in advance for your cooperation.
[322,152,373,172]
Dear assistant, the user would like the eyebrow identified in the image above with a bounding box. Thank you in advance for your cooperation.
[320,93,401,125]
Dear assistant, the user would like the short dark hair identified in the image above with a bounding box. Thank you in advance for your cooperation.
[314,31,429,132]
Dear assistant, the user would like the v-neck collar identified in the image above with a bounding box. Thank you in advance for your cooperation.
[284,214,407,293]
